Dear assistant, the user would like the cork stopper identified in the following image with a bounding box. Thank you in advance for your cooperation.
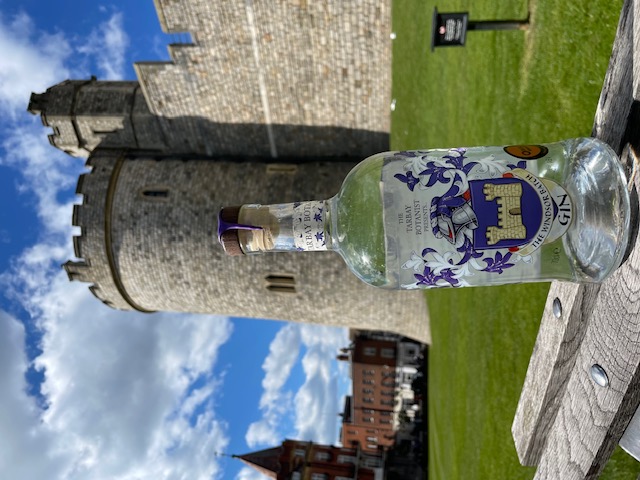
[218,206,245,256]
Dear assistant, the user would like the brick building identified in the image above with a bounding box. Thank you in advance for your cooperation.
[339,331,423,454]
[236,438,384,480]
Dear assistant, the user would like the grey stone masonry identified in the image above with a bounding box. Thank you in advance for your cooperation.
[65,151,430,343]
[28,79,166,157]
[136,0,391,158]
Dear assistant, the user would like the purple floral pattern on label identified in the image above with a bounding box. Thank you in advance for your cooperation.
[382,147,573,288]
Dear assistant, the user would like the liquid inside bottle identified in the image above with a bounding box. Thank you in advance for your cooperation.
[328,138,630,289]
[219,138,631,290]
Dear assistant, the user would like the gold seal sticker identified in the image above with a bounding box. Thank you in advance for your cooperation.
[504,145,549,160]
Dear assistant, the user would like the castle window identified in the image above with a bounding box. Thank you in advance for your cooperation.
[141,188,170,199]
[92,127,117,136]
[363,346,376,356]
[265,274,296,294]
[266,163,298,175]
[311,474,327,480]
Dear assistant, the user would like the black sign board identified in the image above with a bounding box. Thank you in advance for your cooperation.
[431,8,469,50]
[431,7,529,51]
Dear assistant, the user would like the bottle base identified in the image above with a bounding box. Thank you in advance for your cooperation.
[563,138,631,283]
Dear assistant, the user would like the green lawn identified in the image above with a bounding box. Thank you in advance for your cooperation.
[391,0,640,478]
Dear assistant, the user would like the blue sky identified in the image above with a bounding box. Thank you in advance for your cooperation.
[0,2,351,479]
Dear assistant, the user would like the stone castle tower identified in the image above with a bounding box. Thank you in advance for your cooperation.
[29,1,430,343]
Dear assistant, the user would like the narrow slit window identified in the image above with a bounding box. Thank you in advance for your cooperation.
[266,163,298,175]
[141,188,169,199]
[265,274,296,293]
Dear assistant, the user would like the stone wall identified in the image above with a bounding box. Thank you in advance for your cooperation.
[28,80,166,157]
[136,0,391,158]
[65,150,430,343]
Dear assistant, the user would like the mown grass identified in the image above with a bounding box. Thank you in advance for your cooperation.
[391,0,640,478]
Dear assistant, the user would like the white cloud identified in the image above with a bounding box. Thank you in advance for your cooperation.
[245,324,300,447]
[0,8,129,238]
[0,310,68,480]
[0,12,71,118]
[246,324,348,448]
[245,419,280,448]
[77,12,129,80]
[236,467,271,480]
[294,325,348,444]
[0,266,234,480]
[1,125,80,238]
[259,324,301,409]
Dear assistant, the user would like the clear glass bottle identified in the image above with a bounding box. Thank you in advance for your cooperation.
[218,138,631,289]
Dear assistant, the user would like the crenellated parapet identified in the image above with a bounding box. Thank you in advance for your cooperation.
[28,78,167,157]
[64,149,137,310]
[135,0,392,159]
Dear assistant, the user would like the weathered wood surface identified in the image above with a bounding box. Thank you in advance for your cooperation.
[512,0,640,477]
[592,0,639,152]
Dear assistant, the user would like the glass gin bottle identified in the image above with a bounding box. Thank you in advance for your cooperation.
[218,138,631,289]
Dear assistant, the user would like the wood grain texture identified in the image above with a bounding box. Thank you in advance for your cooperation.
[533,212,640,479]
[513,0,640,476]
[512,282,600,466]
[592,0,635,154]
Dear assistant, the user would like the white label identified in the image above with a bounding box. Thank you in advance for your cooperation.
[381,146,573,288]
[293,201,327,251]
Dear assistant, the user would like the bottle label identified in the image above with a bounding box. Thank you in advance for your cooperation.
[292,201,328,251]
[381,146,573,288]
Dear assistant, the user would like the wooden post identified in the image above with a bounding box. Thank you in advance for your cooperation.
[512,0,640,477]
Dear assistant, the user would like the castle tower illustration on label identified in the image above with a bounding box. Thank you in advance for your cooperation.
[483,182,527,245]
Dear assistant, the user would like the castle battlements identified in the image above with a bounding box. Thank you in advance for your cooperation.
[65,150,137,310]
[134,1,391,159]
[484,183,527,245]
[28,78,173,158]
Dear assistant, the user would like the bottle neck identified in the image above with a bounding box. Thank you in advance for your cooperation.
[232,201,332,254]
